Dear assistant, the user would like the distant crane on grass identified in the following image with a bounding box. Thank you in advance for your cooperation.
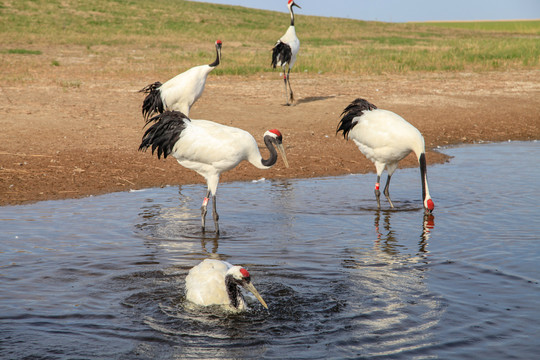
[272,0,301,105]
[140,40,222,119]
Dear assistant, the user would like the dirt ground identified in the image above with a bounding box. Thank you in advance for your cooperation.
[1,53,539,205]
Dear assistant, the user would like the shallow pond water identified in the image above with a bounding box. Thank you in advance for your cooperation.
[1,141,539,359]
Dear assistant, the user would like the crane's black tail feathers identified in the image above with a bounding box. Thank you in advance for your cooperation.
[336,98,378,140]
[139,111,189,159]
[140,81,164,122]
[271,41,292,68]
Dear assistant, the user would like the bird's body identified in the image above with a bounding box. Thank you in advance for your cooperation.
[140,40,222,119]
[272,0,301,105]
[350,109,424,169]
[337,98,435,213]
[139,111,289,233]
[185,259,268,310]
[273,26,300,70]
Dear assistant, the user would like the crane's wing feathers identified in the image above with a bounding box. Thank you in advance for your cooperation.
[140,81,164,122]
[271,41,292,68]
[336,98,378,140]
[185,259,233,307]
[139,111,189,159]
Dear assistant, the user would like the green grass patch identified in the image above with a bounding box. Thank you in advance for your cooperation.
[417,20,540,34]
[1,0,539,76]
[3,48,42,55]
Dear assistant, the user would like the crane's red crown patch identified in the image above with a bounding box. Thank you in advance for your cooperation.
[240,268,250,278]
[269,129,282,137]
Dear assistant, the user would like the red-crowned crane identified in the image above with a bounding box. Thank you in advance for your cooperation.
[185,259,268,311]
[272,0,301,106]
[140,40,222,120]
[337,98,435,214]
[138,110,289,234]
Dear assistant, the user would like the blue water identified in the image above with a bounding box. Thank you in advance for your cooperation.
[1,141,539,359]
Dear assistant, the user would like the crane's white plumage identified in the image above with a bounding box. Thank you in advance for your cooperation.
[140,40,222,119]
[139,111,289,233]
[185,259,268,310]
[337,98,435,213]
[272,0,301,105]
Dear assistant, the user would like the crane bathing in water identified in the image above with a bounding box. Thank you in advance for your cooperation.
[336,98,435,214]
[138,110,289,234]
[140,40,222,119]
[271,0,301,106]
[185,259,268,311]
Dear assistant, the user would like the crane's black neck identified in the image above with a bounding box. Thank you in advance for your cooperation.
[261,136,279,167]
[419,152,428,202]
[225,275,243,309]
[290,7,295,26]
[209,46,221,68]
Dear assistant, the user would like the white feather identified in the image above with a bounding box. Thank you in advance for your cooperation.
[185,259,236,307]
[160,65,215,116]
[349,109,424,172]
[278,26,300,69]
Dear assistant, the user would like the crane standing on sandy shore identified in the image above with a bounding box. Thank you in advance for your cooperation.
[140,40,222,119]
[272,0,301,106]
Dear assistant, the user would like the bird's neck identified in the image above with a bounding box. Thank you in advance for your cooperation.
[208,47,221,68]
[225,275,242,309]
[419,152,432,204]
[289,7,295,26]
[260,136,279,168]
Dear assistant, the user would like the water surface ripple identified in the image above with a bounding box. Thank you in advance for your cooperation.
[1,141,539,359]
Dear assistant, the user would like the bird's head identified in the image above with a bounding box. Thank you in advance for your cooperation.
[264,129,289,168]
[288,0,301,10]
[227,266,268,309]
[215,40,222,58]
[424,197,435,214]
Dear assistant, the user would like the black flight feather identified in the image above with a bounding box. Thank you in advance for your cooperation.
[336,98,378,140]
[140,81,164,122]
[271,41,292,68]
[139,111,189,159]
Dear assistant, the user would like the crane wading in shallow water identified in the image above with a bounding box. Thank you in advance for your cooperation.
[138,110,289,234]
[140,40,222,119]
[185,259,268,311]
[271,0,301,106]
[336,98,435,214]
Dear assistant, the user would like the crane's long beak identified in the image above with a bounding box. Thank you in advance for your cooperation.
[276,143,289,168]
[293,2,301,9]
[242,282,268,309]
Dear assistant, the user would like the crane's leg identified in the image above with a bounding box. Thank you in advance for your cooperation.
[201,190,211,232]
[282,71,289,105]
[383,174,395,208]
[375,175,382,209]
[286,68,294,105]
[212,195,220,235]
